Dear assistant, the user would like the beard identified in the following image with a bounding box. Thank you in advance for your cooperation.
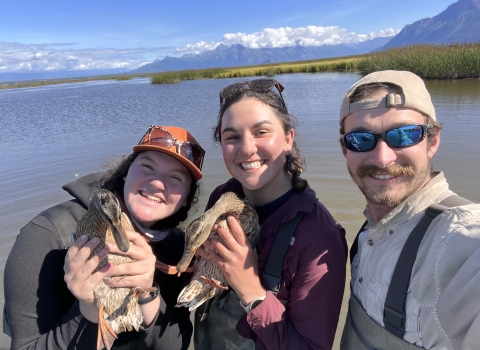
[348,162,431,207]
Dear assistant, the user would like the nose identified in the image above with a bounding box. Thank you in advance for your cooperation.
[239,134,257,157]
[369,139,397,168]
[149,176,166,190]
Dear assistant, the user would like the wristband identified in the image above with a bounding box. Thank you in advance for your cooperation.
[240,292,267,313]
[137,282,160,305]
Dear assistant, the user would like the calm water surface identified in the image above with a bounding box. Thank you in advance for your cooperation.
[1,73,479,349]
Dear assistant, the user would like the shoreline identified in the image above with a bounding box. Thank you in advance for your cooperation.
[3,41,479,90]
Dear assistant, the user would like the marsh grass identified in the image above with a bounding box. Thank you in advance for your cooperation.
[149,55,363,84]
[115,76,133,81]
[358,42,480,79]
[3,43,479,90]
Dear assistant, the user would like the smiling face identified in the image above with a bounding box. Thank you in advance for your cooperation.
[220,97,294,205]
[123,150,192,227]
[342,99,440,222]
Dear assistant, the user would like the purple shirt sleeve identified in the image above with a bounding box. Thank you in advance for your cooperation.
[237,205,347,349]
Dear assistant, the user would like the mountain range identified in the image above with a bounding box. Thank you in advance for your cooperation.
[384,0,480,48]
[131,37,391,74]
[133,0,480,74]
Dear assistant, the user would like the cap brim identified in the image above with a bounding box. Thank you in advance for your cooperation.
[133,145,202,181]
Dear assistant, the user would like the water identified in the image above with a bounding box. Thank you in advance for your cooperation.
[1,73,479,349]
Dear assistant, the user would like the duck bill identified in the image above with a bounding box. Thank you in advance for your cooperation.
[112,224,130,253]
[176,249,195,274]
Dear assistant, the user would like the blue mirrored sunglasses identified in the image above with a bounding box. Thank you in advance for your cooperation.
[342,124,429,152]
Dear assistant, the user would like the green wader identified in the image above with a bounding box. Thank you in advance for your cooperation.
[340,295,423,350]
[194,291,255,350]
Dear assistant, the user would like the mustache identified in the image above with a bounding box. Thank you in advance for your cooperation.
[357,164,415,178]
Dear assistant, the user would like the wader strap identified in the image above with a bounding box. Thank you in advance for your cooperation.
[383,195,473,338]
[197,212,304,320]
[261,212,303,295]
[350,220,368,264]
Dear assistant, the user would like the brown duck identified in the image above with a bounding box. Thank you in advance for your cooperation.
[74,189,152,350]
[176,191,261,311]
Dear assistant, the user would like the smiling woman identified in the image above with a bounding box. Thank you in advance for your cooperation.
[4,125,205,349]
[192,78,348,350]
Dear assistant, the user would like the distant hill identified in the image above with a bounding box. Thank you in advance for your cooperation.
[130,37,392,74]
[383,0,480,48]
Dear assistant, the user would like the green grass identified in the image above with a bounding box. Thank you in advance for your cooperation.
[2,42,479,90]
[357,42,480,79]
[149,55,363,84]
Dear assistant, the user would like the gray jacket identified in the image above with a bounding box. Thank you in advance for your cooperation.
[4,173,192,350]
[350,172,480,349]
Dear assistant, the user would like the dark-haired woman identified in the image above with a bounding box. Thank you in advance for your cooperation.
[5,125,205,349]
[193,79,347,349]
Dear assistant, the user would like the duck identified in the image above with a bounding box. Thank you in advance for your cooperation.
[74,189,150,350]
[175,191,261,311]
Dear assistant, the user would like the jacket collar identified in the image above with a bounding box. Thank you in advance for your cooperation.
[62,172,104,209]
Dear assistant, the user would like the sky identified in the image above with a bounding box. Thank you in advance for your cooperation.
[0,0,457,75]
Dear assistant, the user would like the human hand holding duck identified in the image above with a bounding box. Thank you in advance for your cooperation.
[203,215,266,307]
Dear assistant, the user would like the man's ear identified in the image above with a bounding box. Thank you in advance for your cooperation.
[427,130,441,160]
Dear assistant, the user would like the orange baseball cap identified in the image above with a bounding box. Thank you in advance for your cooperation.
[133,125,205,181]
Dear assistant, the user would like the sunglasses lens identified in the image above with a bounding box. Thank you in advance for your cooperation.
[178,143,204,170]
[385,125,425,148]
[148,128,174,148]
[344,132,375,152]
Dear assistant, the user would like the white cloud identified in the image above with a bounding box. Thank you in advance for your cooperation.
[175,25,399,54]
[0,25,399,74]
[0,41,174,73]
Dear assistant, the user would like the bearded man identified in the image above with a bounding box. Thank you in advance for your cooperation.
[339,70,480,350]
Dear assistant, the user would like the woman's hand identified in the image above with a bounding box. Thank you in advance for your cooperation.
[204,216,266,306]
[106,229,156,290]
[106,229,159,326]
[64,234,111,322]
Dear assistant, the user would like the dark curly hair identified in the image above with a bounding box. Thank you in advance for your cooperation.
[213,84,308,192]
[101,152,200,230]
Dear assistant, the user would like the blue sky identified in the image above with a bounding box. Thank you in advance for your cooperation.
[0,0,457,74]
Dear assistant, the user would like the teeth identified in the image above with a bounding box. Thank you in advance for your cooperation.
[373,174,394,180]
[141,191,163,203]
[241,161,263,170]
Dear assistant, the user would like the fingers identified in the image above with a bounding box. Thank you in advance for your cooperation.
[227,216,248,246]
[65,234,89,264]
[64,236,104,276]
[64,235,112,303]
[195,246,211,260]
[106,230,155,289]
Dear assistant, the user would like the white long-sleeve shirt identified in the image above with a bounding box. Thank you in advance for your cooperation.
[351,171,480,350]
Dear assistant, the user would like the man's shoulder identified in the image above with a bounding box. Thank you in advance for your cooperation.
[433,201,480,235]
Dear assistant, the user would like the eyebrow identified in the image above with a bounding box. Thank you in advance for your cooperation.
[221,120,273,134]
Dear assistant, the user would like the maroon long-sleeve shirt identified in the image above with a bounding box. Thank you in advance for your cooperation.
[205,179,348,349]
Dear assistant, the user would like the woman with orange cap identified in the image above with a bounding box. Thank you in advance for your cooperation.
[4,125,205,349]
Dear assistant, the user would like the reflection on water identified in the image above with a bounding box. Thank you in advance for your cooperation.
[1,73,479,349]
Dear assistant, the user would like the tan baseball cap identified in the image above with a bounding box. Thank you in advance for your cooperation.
[339,70,436,125]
